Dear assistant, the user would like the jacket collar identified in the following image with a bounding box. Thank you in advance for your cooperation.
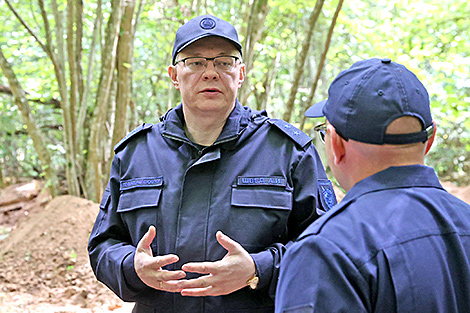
[342,165,444,205]
[160,99,251,145]
[298,165,445,239]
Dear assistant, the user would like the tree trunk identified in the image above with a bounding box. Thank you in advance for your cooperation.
[282,0,325,123]
[255,52,280,111]
[238,0,270,105]
[0,160,4,188]
[5,0,82,196]
[0,48,59,197]
[113,0,137,149]
[300,0,344,130]
[50,0,81,196]
[86,0,123,201]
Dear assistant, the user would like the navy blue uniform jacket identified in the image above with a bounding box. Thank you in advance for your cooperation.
[275,165,470,313]
[88,102,335,313]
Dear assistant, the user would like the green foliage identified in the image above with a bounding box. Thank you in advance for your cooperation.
[0,0,468,188]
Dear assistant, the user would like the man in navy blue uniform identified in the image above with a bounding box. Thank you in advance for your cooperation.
[88,15,336,313]
[275,58,470,312]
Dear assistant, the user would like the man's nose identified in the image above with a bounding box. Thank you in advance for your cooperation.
[202,61,219,79]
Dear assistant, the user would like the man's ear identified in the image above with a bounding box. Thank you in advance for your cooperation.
[327,125,346,165]
[238,63,246,88]
[168,65,179,89]
[425,120,437,155]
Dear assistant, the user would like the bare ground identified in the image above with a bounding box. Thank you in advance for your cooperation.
[0,181,134,312]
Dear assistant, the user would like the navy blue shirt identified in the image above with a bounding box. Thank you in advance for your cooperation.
[88,101,335,313]
[276,165,470,313]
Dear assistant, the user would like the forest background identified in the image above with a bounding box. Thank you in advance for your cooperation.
[0,0,469,202]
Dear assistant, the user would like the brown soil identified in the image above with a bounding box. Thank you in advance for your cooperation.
[0,179,468,312]
[0,181,134,312]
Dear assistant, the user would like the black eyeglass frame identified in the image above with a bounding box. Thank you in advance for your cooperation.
[173,55,241,69]
[314,123,327,143]
[314,122,349,143]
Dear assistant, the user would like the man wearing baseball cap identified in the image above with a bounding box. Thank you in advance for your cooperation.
[88,15,335,313]
[275,58,470,312]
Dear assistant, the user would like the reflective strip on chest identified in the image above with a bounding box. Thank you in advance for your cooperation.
[120,177,164,190]
[237,176,286,187]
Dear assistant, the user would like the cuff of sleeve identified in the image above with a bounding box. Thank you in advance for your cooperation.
[250,250,274,290]
[122,250,148,292]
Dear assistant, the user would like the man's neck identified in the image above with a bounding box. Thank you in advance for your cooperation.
[183,110,232,146]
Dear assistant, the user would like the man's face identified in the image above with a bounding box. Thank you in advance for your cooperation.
[325,120,345,188]
[169,36,245,118]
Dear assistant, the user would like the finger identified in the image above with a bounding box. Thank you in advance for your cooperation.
[176,275,212,290]
[180,286,213,297]
[216,231,241,253]
[136,225,156,252]
[158,269,186,281]
[181,261,214,274]
[160,279,186,292]
[155,254,180,268]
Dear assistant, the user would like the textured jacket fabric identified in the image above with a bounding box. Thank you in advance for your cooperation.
[275,165,470,313]
[88,101,335,313]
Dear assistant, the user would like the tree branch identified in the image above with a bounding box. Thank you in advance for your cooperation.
[5,0,50,58]
[0,84,61,108]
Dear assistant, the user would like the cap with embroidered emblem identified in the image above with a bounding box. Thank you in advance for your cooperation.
[305,58,434,145]
[172,15,242,65]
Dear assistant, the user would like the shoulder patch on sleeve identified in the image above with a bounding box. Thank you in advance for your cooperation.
[317,179,337,215]
[268,119,312,148]
[113,123,153,152]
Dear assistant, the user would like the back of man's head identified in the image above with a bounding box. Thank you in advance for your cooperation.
[306,58,435,189]
[306,58,434,146]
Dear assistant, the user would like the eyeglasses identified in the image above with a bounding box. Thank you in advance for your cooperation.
[174,56,240,72]
[314,123,327,143]
[314,122,349,144]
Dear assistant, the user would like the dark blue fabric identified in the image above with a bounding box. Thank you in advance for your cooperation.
[275,165,470,313]
[88,101,333,313]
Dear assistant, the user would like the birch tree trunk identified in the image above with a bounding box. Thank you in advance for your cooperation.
[282,0,325,123]
[300,0,344,130]
[0,48,59,197]
[86,0,123,201]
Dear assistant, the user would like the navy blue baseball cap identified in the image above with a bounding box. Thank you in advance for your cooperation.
[305,58,434,145]
[172,15,242,65]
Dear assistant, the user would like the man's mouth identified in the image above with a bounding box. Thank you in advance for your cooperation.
[201,88,221,94]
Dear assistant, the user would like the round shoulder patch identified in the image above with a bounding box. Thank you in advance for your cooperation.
[200,17,216,30]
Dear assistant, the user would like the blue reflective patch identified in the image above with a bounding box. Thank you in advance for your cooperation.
[318,180,337,211]
[120,177,164,190]
[237,176,287,187]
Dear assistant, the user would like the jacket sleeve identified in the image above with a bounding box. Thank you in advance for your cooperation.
[87,156,149,301]
[275,236,369,313]
[250,143,335,299]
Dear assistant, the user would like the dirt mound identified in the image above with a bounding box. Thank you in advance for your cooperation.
[0,183,133,312]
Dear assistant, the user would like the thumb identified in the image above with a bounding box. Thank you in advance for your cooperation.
[216,231,242,254]
[136,225,156,253]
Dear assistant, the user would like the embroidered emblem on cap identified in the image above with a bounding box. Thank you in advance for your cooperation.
[200,17,216,30]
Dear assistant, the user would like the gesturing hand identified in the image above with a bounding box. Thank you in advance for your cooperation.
[178,231,256,297]
[134,226,186,292]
